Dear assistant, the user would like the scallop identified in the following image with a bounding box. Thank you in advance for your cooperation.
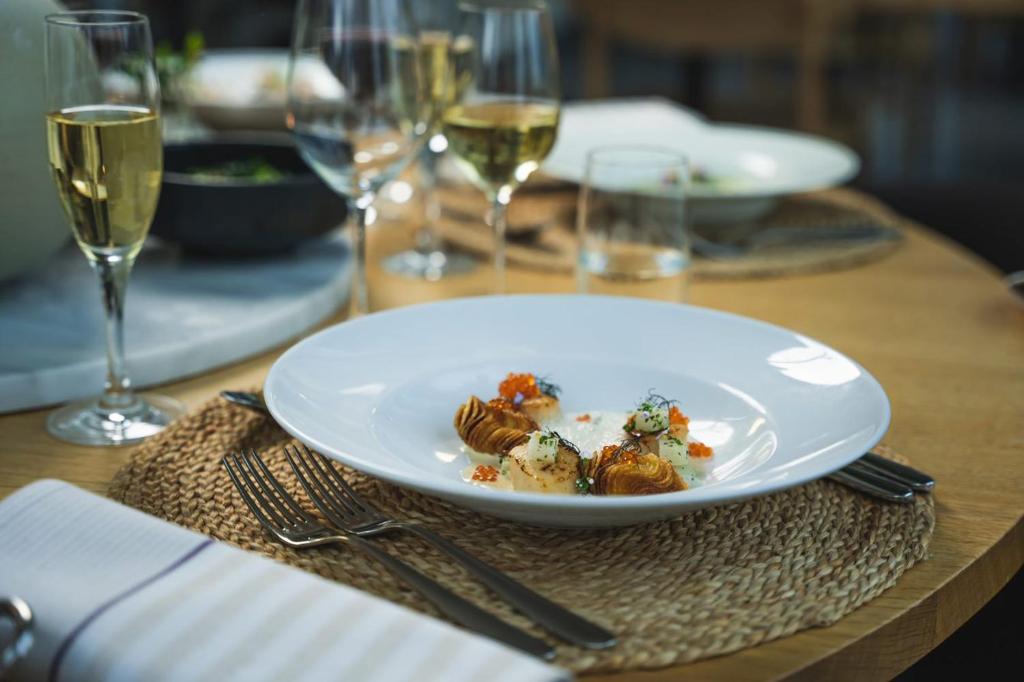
[507,441,580,494]
[454,396,538,455]
[520,395,561,423]
[587,447,686,495]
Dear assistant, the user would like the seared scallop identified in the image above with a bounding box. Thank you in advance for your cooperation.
[506,442,580,494]
[520,395,561,423]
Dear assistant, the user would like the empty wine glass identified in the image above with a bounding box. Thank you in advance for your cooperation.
[287,0,429,315]
[43,11,185,446]
[443,0,561,293]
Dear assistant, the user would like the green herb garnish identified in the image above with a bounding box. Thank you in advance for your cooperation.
[637,391,677,411]
[536,376,561,399]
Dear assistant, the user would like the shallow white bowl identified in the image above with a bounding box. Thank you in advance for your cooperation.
[543,99,860,224]
[265,296,889,527]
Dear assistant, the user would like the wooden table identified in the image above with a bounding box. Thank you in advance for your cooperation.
[2,196,1022,680]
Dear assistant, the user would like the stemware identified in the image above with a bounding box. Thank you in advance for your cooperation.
[382,0,476,281]
[287,0,429,315]
[43,10,185,445]
[442,0,561,293]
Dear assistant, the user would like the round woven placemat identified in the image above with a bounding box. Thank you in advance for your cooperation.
[109,396,934,674]
[434,185,905,280]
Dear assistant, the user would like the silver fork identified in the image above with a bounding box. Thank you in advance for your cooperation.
[283,444,617,650]
[221,450,555,660]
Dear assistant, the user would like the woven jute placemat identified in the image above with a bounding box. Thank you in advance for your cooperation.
[109,396,934,674]
[434,184,905,280]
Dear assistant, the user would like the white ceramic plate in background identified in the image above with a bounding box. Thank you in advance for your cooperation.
[264,296,889,527]
[543,99,861,224]
[184,49,341,131]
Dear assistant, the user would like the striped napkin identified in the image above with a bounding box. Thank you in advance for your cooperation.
[0,481,569,682]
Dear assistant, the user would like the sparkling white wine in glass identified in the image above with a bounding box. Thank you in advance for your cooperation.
[381,4,478,281]
[46,105,162,260]
[444,1,561,293]
[415,31,473,129]
[43,11,184,446]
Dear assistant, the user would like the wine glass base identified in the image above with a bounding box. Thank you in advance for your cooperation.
[382,249,476,282]
[46,394,187,447]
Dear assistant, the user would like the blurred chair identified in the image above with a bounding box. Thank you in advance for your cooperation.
[574,0,848,133]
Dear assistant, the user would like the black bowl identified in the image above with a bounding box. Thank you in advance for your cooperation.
[152,139,346,256]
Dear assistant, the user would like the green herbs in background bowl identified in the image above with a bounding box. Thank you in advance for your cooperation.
[186,157,288,183]
[691,167,749,193]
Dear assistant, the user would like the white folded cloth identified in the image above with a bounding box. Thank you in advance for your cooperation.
[0,480,569,682]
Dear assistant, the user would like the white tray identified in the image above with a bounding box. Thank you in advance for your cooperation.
[0,235,350,413]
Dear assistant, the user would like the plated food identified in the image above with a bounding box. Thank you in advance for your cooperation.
[454,372,714,496]
[264,295,890,527]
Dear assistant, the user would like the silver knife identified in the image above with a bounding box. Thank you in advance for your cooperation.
[859,452,935,492]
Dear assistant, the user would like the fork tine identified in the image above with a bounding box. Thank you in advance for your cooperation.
[232,448,296,528]
[248,449,317,524]
[222,453,289,537]
[289,445,364,517]
[298,444,372,514]
[238,450,306,527]
[284,445,359,524]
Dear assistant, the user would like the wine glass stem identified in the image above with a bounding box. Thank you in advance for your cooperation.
[348,194,373,316]
[415,146,443,254]
[491,191,511,294]
[93,256,137,410]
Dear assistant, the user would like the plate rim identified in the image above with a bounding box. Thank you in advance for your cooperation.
[265,295,890,512]
[543,100,861,199]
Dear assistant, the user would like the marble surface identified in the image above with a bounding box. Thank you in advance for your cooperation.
[0,236,350,413]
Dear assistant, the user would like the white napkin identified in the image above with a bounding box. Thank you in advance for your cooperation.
[0,480,569,682]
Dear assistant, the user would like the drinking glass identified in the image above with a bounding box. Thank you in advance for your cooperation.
[287,0,428,315]
[43,11,185,446]
[382,0,476,281]
[442,0,560,293]
[577,147,691,302]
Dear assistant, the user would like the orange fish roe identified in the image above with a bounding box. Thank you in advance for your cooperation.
[487,397,517,413]
[576,413,592,422]
[471,464,499,482]
[669,405,690,426]
[600,443,637,464]
[498,372,540,401]
[687,441,713,458]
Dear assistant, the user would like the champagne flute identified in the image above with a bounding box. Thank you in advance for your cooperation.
[383,1,477,281]
[443,0,561,293]
[43,11,185,446]
[287,0,428,315]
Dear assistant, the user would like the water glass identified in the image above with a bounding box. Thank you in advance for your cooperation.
[576,147,690,302]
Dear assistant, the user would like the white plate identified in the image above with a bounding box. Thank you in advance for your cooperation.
[184,49,341,131]
[265,296,889,527]
[543,99,860,224]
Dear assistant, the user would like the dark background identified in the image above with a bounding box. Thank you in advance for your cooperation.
[93,0,1024,275]
[84,0,1024,676]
